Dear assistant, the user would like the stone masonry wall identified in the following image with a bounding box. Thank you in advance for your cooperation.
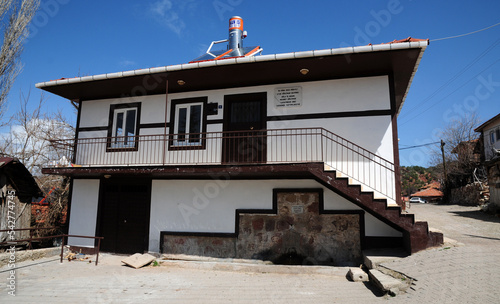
[162,191,362,265]
[236,192,361,265]
[162,235,235,258]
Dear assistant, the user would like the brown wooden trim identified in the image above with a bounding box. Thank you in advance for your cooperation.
[160,188,365,247]
[140,123,169,129]
[267,109,392,122]
[168,97,208,151]
[78,122,170,132]
[64,178,75,235]
[388,73,402,206]
[73,99,82,164]
[207,119,224,125]
[77,126,108,132]
[106,102,142,152]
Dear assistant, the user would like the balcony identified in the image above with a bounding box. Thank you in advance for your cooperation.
[47,127,397,201]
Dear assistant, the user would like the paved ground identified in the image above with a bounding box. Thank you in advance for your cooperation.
[1,255,385,303]
[386,203,500,303]
[0,202,499,303]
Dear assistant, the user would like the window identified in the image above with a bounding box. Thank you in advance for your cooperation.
[107,103,141,151]
[490,131,496,145]
[170,97,207,149]
[496,128,500,142]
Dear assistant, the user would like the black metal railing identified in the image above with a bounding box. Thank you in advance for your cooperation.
[47,128,397,201]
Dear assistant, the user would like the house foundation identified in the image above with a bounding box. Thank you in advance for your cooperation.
[162,190,362,266]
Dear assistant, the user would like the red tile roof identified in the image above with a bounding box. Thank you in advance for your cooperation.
[369,37,429,45]
[412,187,444,198]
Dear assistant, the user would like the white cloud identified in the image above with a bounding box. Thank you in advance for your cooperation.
[148,0,199,36]
[149,0,186,36]
[119,59,136,68]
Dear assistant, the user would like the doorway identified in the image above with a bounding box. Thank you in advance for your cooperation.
[97,178,151,254]
[222,92,267,163]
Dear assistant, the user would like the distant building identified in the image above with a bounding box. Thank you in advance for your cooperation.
[411,185,444,203]
[475,113,500,209]
[0,158,42,244]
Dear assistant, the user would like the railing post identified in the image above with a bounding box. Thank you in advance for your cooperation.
[60,235,65,263]
[96,238,101,266]
[29,229,33,250]
[395,164,403,208]
[320,129,324,163]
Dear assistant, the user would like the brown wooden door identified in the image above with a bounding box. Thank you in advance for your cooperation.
[223,93,267,163]
[98,179,151,254]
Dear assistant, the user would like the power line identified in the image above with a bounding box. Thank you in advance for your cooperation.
[400,57,500,125]
[399,142,440,150]
[431,21,500,42]
[399,37,500,121]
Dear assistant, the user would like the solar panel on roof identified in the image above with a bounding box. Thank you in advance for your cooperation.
[190,46,260,63]
[190,16,262,63]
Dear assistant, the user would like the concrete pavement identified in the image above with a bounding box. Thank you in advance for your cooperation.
[1,203,499,303]
[385,203,500,303]
[1,254,386,303]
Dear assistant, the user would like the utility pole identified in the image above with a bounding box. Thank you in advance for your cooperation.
[441,139,449,203]
[441,140,447,182]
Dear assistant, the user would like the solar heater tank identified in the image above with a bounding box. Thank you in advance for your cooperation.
[228,16,246,57]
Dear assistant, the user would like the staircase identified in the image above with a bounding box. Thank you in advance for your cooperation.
[306,163,443,254]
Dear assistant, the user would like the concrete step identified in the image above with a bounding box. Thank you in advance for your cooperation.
[333,171,398,207]
[369,269,408,295]
[362,248,408,270]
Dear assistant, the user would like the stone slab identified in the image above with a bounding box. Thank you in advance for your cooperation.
[362,248,408,269]
[369,269,407,295]
[347,267,369,282]
[0,246,63,267]
[121,253,156,269]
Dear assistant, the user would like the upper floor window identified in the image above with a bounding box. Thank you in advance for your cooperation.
[169,97,207,149]
[490,131,496,145]
[107,103,141,151]
[496,128,500,142]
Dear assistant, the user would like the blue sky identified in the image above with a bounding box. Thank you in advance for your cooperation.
[7,0,500,167]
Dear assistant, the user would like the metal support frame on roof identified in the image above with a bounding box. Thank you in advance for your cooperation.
[206,39,229,58]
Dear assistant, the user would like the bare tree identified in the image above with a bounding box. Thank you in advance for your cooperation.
[0,0,40,121]
[0,90,74,174]
[31,174,70,241]
[0,90,74,242]
[430,113,481,189]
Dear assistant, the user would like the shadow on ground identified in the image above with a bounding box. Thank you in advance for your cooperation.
[450,210,500,224]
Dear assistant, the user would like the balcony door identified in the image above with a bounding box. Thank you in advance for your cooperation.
[223,92,267,164]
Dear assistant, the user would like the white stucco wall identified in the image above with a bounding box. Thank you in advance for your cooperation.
[75,76,395,166]
[68,179,100,247]
[148,179,401,252]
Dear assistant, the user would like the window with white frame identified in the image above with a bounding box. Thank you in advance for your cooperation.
[490,131,496,145]
[170,97,207,149]
[107,103,140,150]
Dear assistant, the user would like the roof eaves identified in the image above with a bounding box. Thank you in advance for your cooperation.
[474,113,500,132]
[35,40,429,90]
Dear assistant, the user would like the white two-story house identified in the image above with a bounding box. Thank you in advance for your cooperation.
[475,113,500,210]
[38,17,442,265]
